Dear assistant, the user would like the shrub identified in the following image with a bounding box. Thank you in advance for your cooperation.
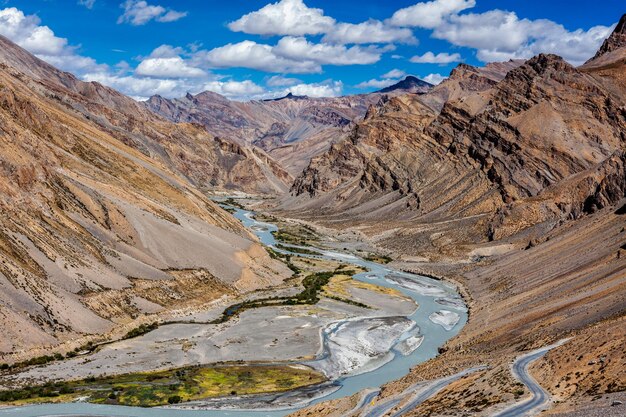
[167,395,182,404]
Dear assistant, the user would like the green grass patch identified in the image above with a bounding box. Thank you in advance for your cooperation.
[0,365,325,407]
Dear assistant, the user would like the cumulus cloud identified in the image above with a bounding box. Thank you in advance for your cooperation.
[202,80,265,98]
[136,56,206,78]
[0,7,106,73]
[410,51,461,64]
[78,0,96,9]
[117,1,187,26]
[274,36,383,66]
[194,40,321,74]
[389,0,475,29]
[228,0,335,36]
[83,72,184,100]
[355,78,397,89]
[195,37,383,74]
[356,69,408,89]
[382,69,406,78]
[422,73,446,84]
[433,10,613,65]
[266,75,301,87]
[322,20,416,44]
[279,80,343,97]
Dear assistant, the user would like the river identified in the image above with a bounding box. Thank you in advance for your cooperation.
[0,205,467,417]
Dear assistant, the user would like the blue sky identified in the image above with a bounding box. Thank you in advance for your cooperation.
[0,0,622,100]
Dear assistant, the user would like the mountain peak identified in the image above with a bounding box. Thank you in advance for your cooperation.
[587,14,626,62]
[263,92,309,102]
[376,76,433,94]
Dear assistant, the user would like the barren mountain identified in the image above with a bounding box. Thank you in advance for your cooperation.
[285,16,626,417]
[284,49,625,253]
[376,75,433,94]
[0,36,290,358]
[146,89,383,175]
[0,36,292,196]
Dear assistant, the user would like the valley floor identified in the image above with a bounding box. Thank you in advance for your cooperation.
[265,198,626,417]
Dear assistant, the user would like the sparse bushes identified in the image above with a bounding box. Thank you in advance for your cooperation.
[167,395,182,404]
[123,322,159,340]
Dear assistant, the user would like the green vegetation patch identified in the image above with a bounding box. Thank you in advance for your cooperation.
[271,223,319,246]
[275,243,318,256]
[212,267,360,323]
[0,364,325,407]
[223,198,245,209]
[122,322,159,340]
[364,254,393,264]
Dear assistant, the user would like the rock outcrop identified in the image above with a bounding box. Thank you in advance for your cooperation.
[286,43,625,252]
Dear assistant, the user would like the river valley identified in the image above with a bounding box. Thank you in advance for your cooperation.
[0,201,468,417]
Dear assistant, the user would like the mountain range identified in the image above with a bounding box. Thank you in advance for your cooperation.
[0,12,624,417]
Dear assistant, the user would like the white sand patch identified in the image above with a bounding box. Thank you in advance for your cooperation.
[386,274,448,297]
[429,310,461,331]
[396,335,424,356]
[311,316,414,379]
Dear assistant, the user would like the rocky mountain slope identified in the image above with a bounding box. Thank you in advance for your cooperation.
[0,35,292,196]
[284,43,625,256]
[146,91,379,175]
[0,35,291,359]
[285,15,626,417]
[145,76,435,176]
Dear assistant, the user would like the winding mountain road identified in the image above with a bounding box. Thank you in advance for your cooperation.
[358,367,487,417]
[492,339,569,417]
[391,367,487,417]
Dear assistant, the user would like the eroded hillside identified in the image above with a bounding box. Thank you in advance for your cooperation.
[0,37,291,358]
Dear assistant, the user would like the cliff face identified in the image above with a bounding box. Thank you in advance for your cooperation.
[286,41,625,252]
[0,37,290,357]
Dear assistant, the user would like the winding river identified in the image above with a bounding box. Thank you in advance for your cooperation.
[0,205,467,417]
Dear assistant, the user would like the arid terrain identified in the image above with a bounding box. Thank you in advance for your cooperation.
[281,14,626,417]
[0,7,624,417]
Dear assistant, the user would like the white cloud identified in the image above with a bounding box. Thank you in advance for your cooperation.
[356,69,408,89]
[145,44,184,59]
[433,10,613,65]
[274,36,383,66]
[83,71,187,100]
[410,51,461,64]
[202,80,265,99]
[389,0,475,29]
[279,80,343,97]
[355,78,398,89]
[136,56,206,78]
[0,8,67,55]
[194,40,321,74]
[228,0,335,36]
[266,75,301,87]
[422,73,446,84]
[195,37,383,74]
[382,69,406,78]
[158,10,187,23]
[322,20,416,44]
[78,0,96,9]
[117,1,187,26]
[0,7,106,74]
